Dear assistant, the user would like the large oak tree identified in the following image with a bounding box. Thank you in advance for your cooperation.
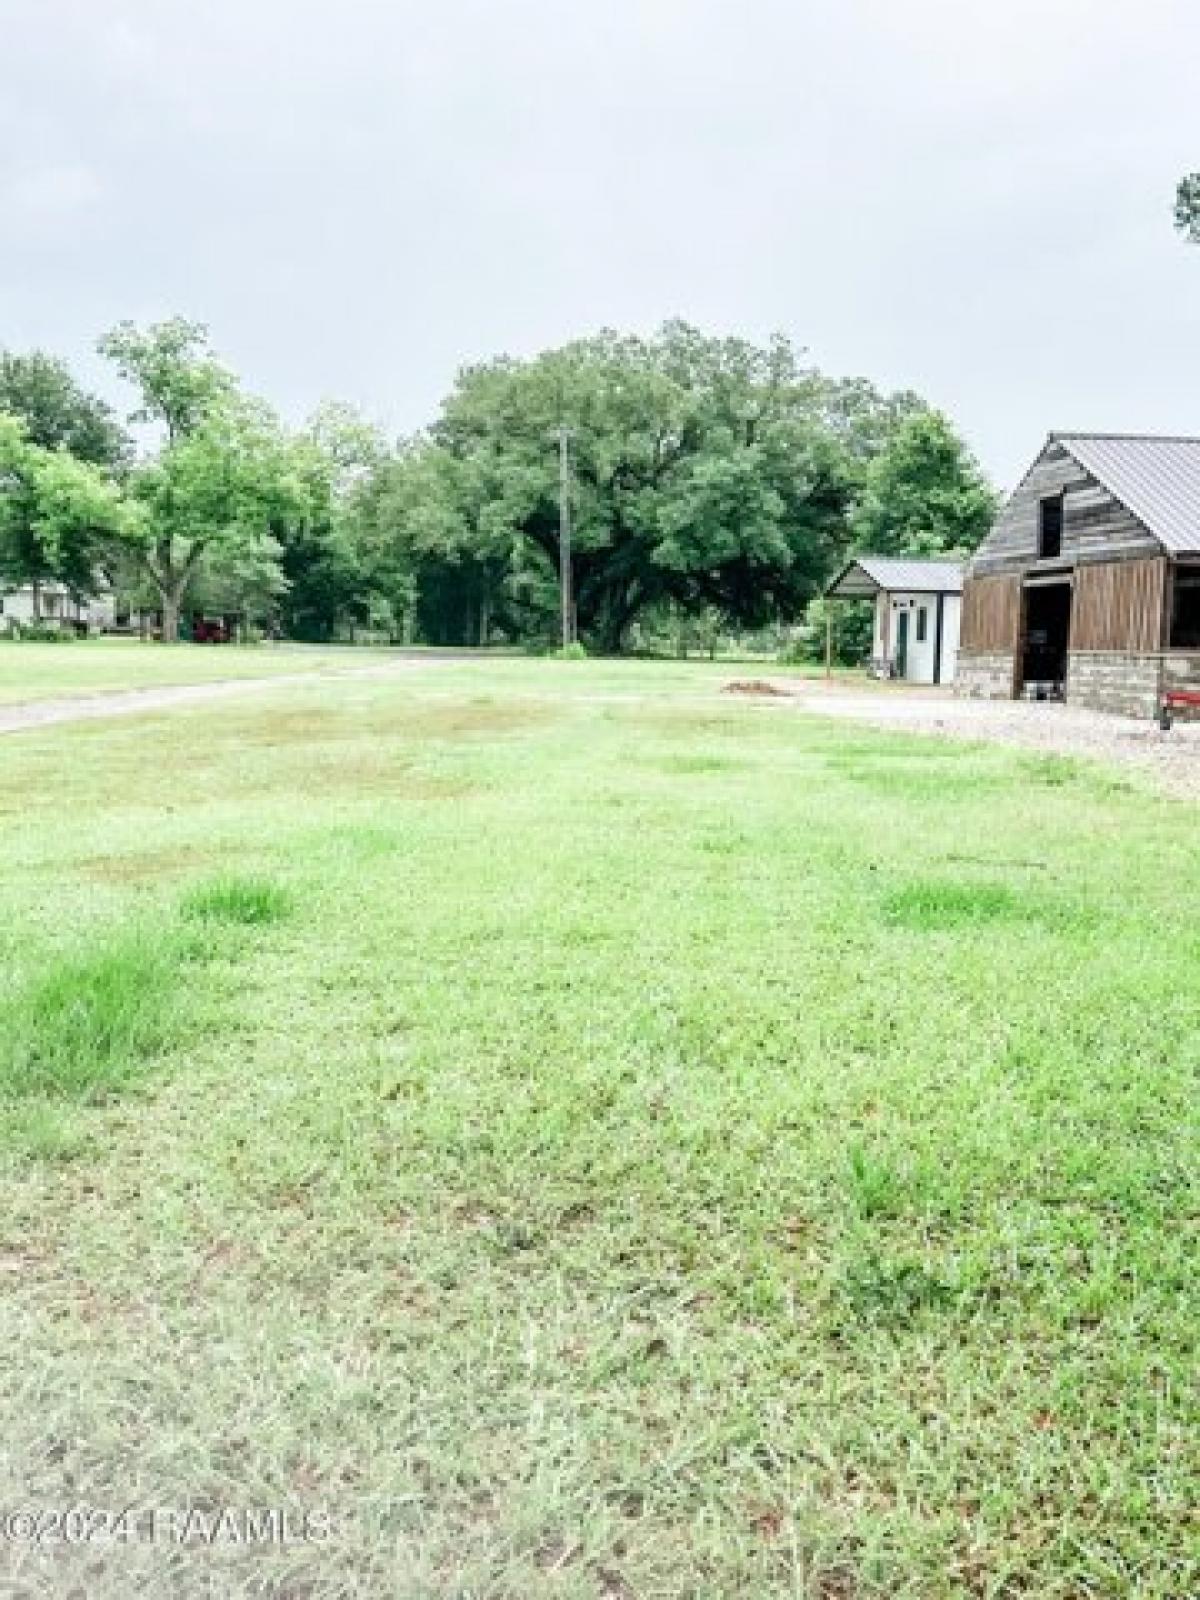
[362,323,903,651]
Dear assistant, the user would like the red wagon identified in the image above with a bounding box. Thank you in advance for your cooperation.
[1157,689,1200,731]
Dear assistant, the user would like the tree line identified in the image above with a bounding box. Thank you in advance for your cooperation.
[0,318,997,650]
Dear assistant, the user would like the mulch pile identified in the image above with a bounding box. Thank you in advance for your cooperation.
[722,679,793,698]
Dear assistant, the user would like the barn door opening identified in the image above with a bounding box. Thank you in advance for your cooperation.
[1019,581,1072,700]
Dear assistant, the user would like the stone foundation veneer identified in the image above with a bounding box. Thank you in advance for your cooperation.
[1068,652,1200,717]
[1161,654,1200,696]
[956,649,1200,717]
[955,651,1015,699]
[1066,652,1162,718]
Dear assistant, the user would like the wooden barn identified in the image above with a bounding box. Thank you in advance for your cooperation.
[957,433,1200,716]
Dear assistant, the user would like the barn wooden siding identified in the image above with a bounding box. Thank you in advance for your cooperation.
[971,442,1160,577]
[1071,557,1167,653]
[960,573,1021,652]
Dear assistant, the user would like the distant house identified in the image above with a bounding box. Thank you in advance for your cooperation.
[1,583,92,634]
[958,433,1200,716]
[825,557,964,685]
[0,583,133,635]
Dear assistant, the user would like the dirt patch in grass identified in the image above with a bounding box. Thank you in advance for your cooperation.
[234,707,359,746]
[80,845,235,886]
[209,698,555,758]
[625,707,764,741]
[302,755,476,799]
[397,700,557,738]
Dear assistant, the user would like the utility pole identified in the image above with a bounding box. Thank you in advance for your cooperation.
[555,425,575,647]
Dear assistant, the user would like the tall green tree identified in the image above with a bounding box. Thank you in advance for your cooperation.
[98,317,233,444]
[119,396,301,640]
[0,415,130,612]
[276,402,389,641]
[0,351,128,610]
[98,320,297,639]
[0,351,127,468]
[851,410,997,559]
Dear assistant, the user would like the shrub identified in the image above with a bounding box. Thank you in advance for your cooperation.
[2,623,78,643]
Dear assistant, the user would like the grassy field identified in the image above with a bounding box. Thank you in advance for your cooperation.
[0,638,406,704]
[0,639,869,709]
[0,660,1195,1596]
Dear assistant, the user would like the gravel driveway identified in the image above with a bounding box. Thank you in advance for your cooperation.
[781,682,1200,800]
[0,658,443,737]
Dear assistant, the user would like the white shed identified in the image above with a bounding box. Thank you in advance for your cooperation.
[826,557,964,685]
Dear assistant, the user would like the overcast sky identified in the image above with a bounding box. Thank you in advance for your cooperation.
[2,0,1198,487]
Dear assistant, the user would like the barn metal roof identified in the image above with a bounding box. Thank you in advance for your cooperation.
[1055,433,1200,555]
[826,557,964,598]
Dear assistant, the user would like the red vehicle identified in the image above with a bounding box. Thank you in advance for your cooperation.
[191,616,232,644]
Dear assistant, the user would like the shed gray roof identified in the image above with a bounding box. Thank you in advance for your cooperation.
[826,556,964,598]
[1054,433,1200,555]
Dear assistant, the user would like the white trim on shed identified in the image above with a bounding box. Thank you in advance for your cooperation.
[826,556,964,685]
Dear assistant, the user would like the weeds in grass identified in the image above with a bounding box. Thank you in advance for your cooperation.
[1018,752,1085,787]
[0,932,176,1100]
[831,757,998,797]
[181,875,293,926]
[884,877,1023,927]
[657,753,741,774]
[0,876,292,1116]
[0,1101,87,1160]
[842,1252,956,1321]
[846,1143,909,1219]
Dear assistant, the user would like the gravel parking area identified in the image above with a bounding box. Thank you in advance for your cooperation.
[780,681,1200,801]
[0,657,445,737]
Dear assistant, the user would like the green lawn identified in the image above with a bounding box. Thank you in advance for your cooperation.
[0,637,402,704]
[0,638,871,708]
[0,663,1195,1596]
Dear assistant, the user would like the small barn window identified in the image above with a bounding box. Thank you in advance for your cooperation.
[916,606,928,642]
[1039,495,1064,559]
[1170,570,1200,649]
